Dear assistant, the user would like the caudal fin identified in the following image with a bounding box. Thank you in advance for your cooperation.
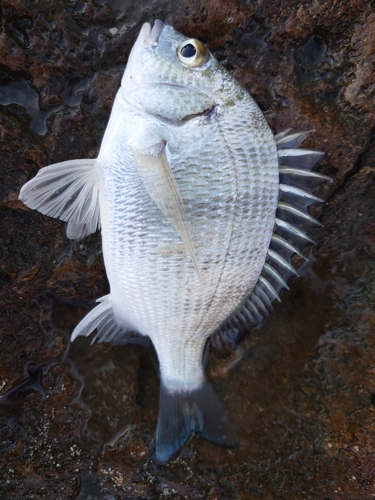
[155,379,238,462]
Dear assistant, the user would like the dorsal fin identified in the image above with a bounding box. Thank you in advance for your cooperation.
[211,130,331,350]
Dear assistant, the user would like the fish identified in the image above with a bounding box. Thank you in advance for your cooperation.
[19,20,330,462]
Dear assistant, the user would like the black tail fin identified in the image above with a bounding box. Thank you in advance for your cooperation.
[155,378,238,462]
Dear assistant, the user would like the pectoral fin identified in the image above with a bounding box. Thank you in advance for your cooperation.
[19,159,100,239]
[131,140,202,285]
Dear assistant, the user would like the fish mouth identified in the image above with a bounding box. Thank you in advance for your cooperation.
[138,19,164,47]
[145,19,164,46]
[131,20,164,53]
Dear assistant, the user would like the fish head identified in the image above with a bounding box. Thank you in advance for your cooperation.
[121,20,238,121]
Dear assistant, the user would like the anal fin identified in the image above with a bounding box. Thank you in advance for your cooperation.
[72,295,148,346]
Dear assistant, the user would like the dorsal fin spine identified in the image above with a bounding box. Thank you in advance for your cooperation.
[279,166,332,182]
[271,234,307,260]
[254,285,273,309]
[259,276,281,302]
[275,218,316,243]
[279,184,324,203]
[263,263,290,290]
[277,202,322,226]
[267,249,298,275]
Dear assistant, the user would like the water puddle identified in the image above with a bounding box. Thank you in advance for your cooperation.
[0,79,59,135]
[296,35,333,83]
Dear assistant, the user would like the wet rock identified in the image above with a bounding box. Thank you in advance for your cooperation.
[1,0,375,498]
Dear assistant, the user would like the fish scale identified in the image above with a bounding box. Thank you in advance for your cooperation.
[19,20,329,462]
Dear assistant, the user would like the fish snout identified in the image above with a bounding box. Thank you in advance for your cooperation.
[121,20,164,98]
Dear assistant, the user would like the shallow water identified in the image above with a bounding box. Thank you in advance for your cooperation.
[1,0,375,498]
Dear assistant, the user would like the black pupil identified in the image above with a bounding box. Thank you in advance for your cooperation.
[181,43,196,59]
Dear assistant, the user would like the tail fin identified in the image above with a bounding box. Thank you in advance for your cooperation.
[155,379,238,462]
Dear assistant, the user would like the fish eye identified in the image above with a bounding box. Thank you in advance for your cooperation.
[177,39,209,68]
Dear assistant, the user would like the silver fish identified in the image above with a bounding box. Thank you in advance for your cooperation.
[19,20,329,461]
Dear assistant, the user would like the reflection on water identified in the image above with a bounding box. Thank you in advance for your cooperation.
[0,79,59,135]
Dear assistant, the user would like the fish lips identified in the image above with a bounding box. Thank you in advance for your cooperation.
[133,19,164,48]
[145,19,164,46]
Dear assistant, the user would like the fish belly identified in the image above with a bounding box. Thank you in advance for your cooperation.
[98,96,279,388]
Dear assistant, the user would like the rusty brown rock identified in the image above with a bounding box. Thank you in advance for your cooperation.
[1,0,375,498]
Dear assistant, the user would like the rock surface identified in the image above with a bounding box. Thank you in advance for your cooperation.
[1,0,375,498]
